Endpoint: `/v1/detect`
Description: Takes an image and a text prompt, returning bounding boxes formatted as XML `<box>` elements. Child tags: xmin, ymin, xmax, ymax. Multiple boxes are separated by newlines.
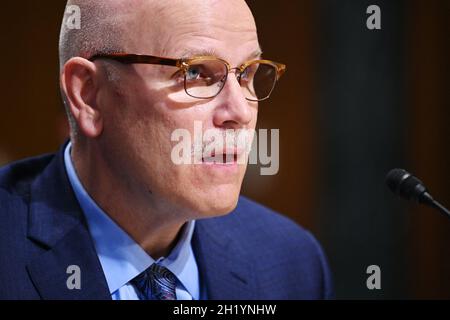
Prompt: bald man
<box><xmin>0</xmin><ymin>0</ymin><xmax>333</xmax><ymax>300</ymax></box>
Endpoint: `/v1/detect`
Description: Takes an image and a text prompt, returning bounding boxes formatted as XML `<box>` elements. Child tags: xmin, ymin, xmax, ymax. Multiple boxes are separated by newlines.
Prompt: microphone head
<box><xmin>385</xmin><ymin>168</ymin><xmax>429</xmax><ymax>203</ymax></box>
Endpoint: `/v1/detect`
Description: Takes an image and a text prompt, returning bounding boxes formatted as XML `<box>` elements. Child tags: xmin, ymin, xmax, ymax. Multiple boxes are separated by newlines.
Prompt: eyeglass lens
<box><xmin>184</xmin><ymin>59</ymin><xmax>277</xmax><ymax>101</ymax></box>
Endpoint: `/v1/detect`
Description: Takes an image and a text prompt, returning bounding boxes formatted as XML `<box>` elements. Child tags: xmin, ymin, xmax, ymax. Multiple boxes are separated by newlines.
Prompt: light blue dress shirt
<box><xmin>64</xmin><ymin>142</ymin><xmax>201</xmax><ymax>300</ymax></box>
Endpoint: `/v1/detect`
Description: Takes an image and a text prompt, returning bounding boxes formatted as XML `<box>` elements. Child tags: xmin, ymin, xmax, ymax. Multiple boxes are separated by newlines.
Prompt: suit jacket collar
<box><xmin>25</xmin><ymin>141</ymin><xmax>256</xmax><ymax>300</ymax></box>
<box><xmin>26</xmin><ymin>141</ymin><xmax>111</xmax><ymax>300</ymax></box>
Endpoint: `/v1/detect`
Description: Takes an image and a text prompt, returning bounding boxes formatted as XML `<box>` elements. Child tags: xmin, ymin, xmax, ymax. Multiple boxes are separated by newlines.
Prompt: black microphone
<box><xmin>386</xmin><ymin>168</ymin><xmax>450</xmax><ymax>219</ymax></box>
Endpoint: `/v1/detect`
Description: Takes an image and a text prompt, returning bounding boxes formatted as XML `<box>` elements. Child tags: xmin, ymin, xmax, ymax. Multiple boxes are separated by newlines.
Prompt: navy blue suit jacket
<box><xmin>0</xmin><ymin>143</ymin><xmax>333</xmax><ymax>300</ymax></box>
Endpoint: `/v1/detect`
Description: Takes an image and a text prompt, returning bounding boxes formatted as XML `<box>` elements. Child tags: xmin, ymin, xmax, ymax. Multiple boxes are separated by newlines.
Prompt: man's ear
<box><xmin>60</xmin><ymin>57</ymin><xmax>103</xmax><ymax>138</ymax></box>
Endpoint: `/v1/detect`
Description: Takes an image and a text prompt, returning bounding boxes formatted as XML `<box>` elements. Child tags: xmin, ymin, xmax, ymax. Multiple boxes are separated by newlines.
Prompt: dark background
<box><xmin>0</xmin><ymin>0</ymin><xmax>449</xmax><ymax>299</ymax></box>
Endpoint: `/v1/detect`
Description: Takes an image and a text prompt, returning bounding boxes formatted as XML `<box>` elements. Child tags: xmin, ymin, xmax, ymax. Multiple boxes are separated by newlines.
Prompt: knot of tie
<box><xmin>131</xmin><ymin>263</ymin><xmax>177</xmax><ymax>300</ymax></box>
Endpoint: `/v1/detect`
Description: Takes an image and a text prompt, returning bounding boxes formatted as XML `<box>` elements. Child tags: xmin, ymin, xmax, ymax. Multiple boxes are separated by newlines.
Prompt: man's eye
<box><xmin>186</xmin><ymin>67</ymin><xmax>202</xmax><ymax>80</ymax></box>
<box><xmin>241</xmin><ymin>65</ymin><xmax>256</xmax><ymax>81</ymax></box>
<box><xmin>241</xmin><ymin>68</ymin><xmax>249</xmax><ymax>80</ymax></box>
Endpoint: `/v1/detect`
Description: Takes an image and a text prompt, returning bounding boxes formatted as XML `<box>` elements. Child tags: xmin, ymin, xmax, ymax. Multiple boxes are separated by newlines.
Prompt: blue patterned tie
<box><xmin>131</xmin><ymin>263</ymin><xmax>177</xmax><ymax>300</ymax></box>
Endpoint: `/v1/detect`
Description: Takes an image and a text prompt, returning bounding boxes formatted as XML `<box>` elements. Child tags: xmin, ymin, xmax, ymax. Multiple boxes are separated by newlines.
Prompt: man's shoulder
<box><xmin>197</xmin><ymin>196</ymin><xmax>334</xmax><ymax>299</ymax></box>
<box><xmin>0</xmin><ymin>153</ymin><xmax>57</xmax><ymax>297</ymax></box>
<box><xmin>0</xmin><ymin>153</ymin><xmax>55</xmax><ymax>196</ymax></box>
<box><xmin>0</xmin><ymin>153</ymin><xmax>56</xmax><ymax>239</ymax></box>
<box><xmin>202</xmin><ymin>196</ymin><xmax>323</xmax><ymax>258</ymax></box>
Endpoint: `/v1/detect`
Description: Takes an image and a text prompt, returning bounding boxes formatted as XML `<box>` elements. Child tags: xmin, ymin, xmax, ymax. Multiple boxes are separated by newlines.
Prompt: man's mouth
<box><xmin>201</xmin><ymin>148</ymin><xmax>243</xmax><ymax>165</ymax></box>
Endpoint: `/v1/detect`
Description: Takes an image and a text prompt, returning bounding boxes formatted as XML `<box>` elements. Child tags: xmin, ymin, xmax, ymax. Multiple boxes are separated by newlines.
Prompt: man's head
<box><xmin>59</xmin><ymin>0</ymin><xmax>262</xmax><ymax>220</ymax></box>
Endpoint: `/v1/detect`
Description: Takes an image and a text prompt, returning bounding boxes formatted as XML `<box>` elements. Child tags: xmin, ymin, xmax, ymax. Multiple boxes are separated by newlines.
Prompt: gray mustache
<box><xmin>190</xmin><ymin>130</ymin><xmax>253</xmax><ymax>156</ymax></box>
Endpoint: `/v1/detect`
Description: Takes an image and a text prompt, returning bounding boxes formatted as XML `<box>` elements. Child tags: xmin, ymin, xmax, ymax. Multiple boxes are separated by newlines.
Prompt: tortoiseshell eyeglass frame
<box><xmin>88</xmin><ymin>53</ymin><xmax>286</xmax><ymax>101</ymax></box>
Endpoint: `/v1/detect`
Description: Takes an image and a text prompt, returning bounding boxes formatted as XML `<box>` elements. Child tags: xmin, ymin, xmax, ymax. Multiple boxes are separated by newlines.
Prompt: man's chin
<box><xmin>192</xmin><ymin>195</ymin><xmax>240</xmax><ymax>219</ymax></box>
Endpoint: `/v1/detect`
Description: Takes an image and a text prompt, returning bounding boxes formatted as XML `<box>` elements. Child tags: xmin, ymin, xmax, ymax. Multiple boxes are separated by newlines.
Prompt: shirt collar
<box><xmin>63</xmin><ymin>142</ymin><xmax>199</xmax><ymax>298</ymax></box>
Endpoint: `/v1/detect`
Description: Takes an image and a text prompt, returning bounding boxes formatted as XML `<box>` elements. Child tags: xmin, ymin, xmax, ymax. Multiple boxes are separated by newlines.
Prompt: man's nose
<box><xmin>212</xmin><ymin>73</ymin><xmax>254</xmax><ymax>129</ymax></box>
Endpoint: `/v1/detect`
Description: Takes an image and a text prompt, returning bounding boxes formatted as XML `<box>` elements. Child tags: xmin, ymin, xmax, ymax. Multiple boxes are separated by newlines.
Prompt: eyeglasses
<box><xmin>88</xmin><ymin>53</ymin><xmax>286</xmax><ymax>102</ymax></box>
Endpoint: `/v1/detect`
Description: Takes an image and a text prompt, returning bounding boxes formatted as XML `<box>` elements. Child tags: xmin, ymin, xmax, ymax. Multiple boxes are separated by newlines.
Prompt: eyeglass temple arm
<box><xmin>88</xmin><ymin>54</ymin><xmax>179</xmax><ymax>67</ymax></box>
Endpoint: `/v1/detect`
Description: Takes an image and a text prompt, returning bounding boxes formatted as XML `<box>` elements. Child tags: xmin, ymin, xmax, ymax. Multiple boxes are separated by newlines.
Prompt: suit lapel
<box><xmin>193</xmin><ymin>216</ymin><xmax>258</xmax><ymax>300</ymax></box>
<box><xmin>26</xmin><ymin>142</ymin><xmax>111</xmax><ymax>300</ymax></box>
<box><xmin>27</xmin><ymin>225</ymin><xmax>111</xmax><ymax>300</ymax></box>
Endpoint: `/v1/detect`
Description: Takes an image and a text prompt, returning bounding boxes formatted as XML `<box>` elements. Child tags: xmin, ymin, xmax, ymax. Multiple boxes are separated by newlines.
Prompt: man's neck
<box><xmin>71</xmin><ymin>143</ymin><xmax>186</xmax><ymax>259</ymax></box>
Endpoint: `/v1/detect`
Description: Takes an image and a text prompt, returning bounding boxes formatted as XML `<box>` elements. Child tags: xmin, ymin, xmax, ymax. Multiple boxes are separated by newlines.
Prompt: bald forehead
<box><xmin>73</xmin><ymin>0</ymin><xmax>258</xmax><ymax>55</ymax></box>
<box><xmin>144</xmin><ymin>0</ymin><xmax>258</xmax><ymax>58</ymax></box>
<box><xmin>67</xmin><ymin>0</ymin><xmax>256</xmax><ymax>28</ymax></box>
